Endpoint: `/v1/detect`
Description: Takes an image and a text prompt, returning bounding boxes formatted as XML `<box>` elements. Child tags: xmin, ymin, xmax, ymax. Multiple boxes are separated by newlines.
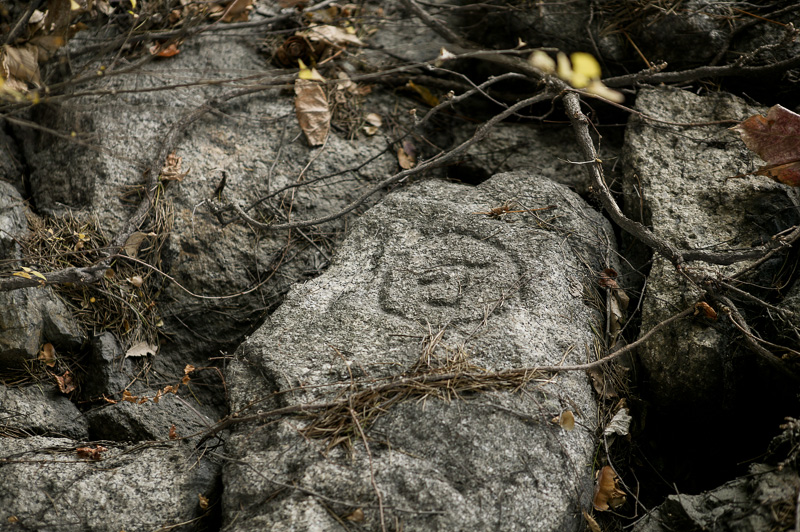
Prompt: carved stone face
<box><xmin>379</xmin><ymin>230</ymin><xmax>521</xmax><ymax>326</ymax></box>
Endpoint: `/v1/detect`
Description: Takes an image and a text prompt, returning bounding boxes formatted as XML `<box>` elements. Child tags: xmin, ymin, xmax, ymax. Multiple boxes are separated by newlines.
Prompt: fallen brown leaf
<box><xmin>295</xmin><ymin>78</ymin><xmax>330</xmax><ymax>146</ymax></box>
<box><xmin>55</xmin><ymin>370</ymin><xmax>75</xmax><ymax>394</ymax></box>
<box><xmin>593</xmin><ymin>466</ymin><xmax>626</xmax><ymax>511</ymax></box>
<box><xmin>76</xmin><ymin>445</ymin><xmax>108</xmax><ymax>461</ymax></box>
<box><xmin>39</xmin><ymin>343</ymin><xmax>57</xmax><ymax>367</ymax></box>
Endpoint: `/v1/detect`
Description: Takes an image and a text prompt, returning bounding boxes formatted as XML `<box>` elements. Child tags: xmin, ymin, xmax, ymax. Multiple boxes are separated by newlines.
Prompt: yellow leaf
<box><xmin>129</xmin><ymin>0</ymin><xmax>136</xmax><ymax>8</ymax></box>
<box><xmin>585</xmin><ymin>80</ymin><xmax>624</xmax><ymax>103</ymax></box>
<box><xmin>570</xmin><ymin>52</ymin><xmax>601</xmax><ymax>88</ymax></box>
<box><xmin>406</xmin><ymin>81</ymin><xmax>439</xmax><ymax>107</ymax></box>
<box><xmin>297</xmin><ymin>59</ymin><xmax>325</xmax><ymax>81</ymax></box>
<box><xmin>70</xmin><ymin>0</ymin><xmax>80</xmax><ymax>9</ymax></box>
<box><xmin>198</xmin><ymin>493</ymin><xmax>209</xmax><ymax>510</ymax></box>
<box><xmin>528</xmin><ymin>50</ymin><xmax>555</xmax><ymax>74</ymax></box>
<box><xmin>12</xmin><ymin>271</ymin><xmax>32</xmax><ymax>279</ymax></box>
<box><xmin>556</xmin><ymin>52</ymin><xmax>572</xmax><ymax>82</ymax></box>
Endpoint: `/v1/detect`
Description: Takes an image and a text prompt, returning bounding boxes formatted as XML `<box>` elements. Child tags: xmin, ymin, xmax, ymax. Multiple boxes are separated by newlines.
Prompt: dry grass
<box><xmin>20</xmin><ymin>194</ymin><xmax>173</xmax><ymax>354</ymax></box>
<box><xmin>299</xmin><ymin>327</ymin><xmax>550</xmax><ymax>450</ymax></box>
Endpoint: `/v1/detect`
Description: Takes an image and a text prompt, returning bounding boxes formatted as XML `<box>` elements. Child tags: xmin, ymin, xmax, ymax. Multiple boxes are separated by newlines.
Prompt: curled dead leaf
<box><xmin>169</xmin><ymin>424</ymin><xmax>179</xmax><ymax>440</ymax></box>
<box><xmin>694</xmin><ymin>301</ymin><xmax>717</xmax><ymax>320</ymax></box>
<box><xmin>160</xmin><ymin>151</ymin><xmax>189</xmax><ymax>181</ymax></box>
<box><xmin>198</xmin><ymin>493</ymin><xmax>210</xmax><ymax>510</ymax></box>
<box><xmin>39</xmin><ymin>343</ymin><xmax>57</xmax><ymax>367</ymax></box>
<box><xmin>593</xmin><ymin>466</ymin><xmax>626</xmax><ymax>511</ymax></box>
<box><xmin>587</xmin><ymin>366</ymin><xmax>618</xmax><ymax>400</ymax></box>
<box><xmin>150</xmin><ymin>42</ymin><xmax>181</xmax><ymax>58</ymax></box>
<box><xmin>298</xmin><ymin>25</ymin><xmax>364</xmax><ymax>48</ymax></box>
<box><xmin>128</xmin><ymin>275</ymin><xmax>144</xmax><ymax>288</ymax></box>
<box><xmin>364</xmin><ymin>112</ymin><xmax>382</xmax><ymax>135</ymax></box>
<box><xmin>76</xmin><ymin>445</ymin><xmax>108</xmax><ymax>460</ymax></box>
<box><xmin>731</xmin><ymin>105</ymin><xmax>800</xmax><ymax>187</ymax></box>
<box><xmin>344</xmin><ymin>508</ymin><xmax>365</xmax><ymax>522</ymax></box>
<box><xmin>295</xmin><ymin>78</ymin><xmax>330</xmax><ymax>146</ymax></box>
<box><xmin>597</xmin><ymin>268</ymin><xmax>619</xmax><ymax>289</ymax></box>
<box><xmin>125</xmin><ymin>341</ymin><xmax>157</xmax><ymax>358</ymax></box>
<box><xmin>122</xmin><ymin>390</ymin><xmax>140</xmax><ymax>403</ymax></box>
<box><xmin>54</xmin><ymin>370</ymin><xmax>75</xmax><ymax>394</ymax></box>
<box><xmin>582</xmin><ymin>510</ymin><xmax>601</xmax><ymax>532</ymax></box>
<box><xmin>603</xmin><ymin>408</ymin><xmax>632</xmax><ymax>438</ymax></box>
<box><xmin>184</xmin><ymin>364</ymin><xmax>196</xmax><ymax>374</ymax></box>
<box><xmin>122</xmin><ymin>231</ymin><xmax>149</xmax><ymax>257</ymax></box>
<box><xmin>1</xmin><ymin>44</ymin><xmax>42</xmax><ymax>91</ymax></box>
<box><xmin>220</xmin><ymin>0</ymin><xmax>253</xmax><ymax>22</ymax></box>
<box><xmin>551</xmin><ymin>410</ymin><xmax>575</xmax><ymax>431</ymax></box>
<box><xmin>397</xmin><ymin>146</ymin><xmax>415</xmax><ymax>169</ymax></box>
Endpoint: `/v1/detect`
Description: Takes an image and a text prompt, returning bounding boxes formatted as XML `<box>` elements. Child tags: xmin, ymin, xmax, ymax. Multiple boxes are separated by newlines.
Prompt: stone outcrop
<box><xmin>223</xmin><ymin>171</ymin><xmax>615</xmax><ymax>531</ymax></box>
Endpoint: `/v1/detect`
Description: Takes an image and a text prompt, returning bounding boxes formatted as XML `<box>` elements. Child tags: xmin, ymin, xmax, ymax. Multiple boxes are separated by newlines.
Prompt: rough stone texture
<box><xmin>433</xmin><ymin>0</ymin><xmax>733</xmax><ymax>69</ymax></box>
<box><xmin>80</xmin><ymin>332</ymin><xmax>134</xmax><ymax>399</ymax></box>
<box><xmin>223</xmin><ymin>171</ymin><xmax>615</xmax><ymax>531</ymax></box>
<box><xmin>86</xmin><ymin>391</ymin><xmax>216</xmax><ymax>444</ymax></box>
<box><xmin>621</xmin><ymin>87</ymin><xmax>800</xmax><ymax>415</ymax></box>
<box><xmin>0</xmin><ymin>384</ymin><xmax>89</xmax><ymax>439</ymax></box>
<box><xmin>633</xmin><ymin>463</ymin><xmax>800</xmax><ymax>532</ymax></box>
<box><xmin>0</xmin><ymin>181</ymin><xmax>84</xmax><ymax>366</ymax></box>
<box><xmin>0</xmin><ymin>436</ymin><xmax>218</xmax><ymax>532</ymax></box>
<box><xmin>16</xmin><ymin>27</ymin><xmax>398</xmax><ymax>359</ymax></box>
<box><xmin>445</xmin><ymin>123</ymin><xmax>604</xmax><ymax>195</ymax></box>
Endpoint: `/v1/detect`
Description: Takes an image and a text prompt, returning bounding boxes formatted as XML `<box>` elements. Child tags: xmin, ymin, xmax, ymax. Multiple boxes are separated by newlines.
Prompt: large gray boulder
<box><xmin>633</xmin><ymin>462</ymin><xmax>800</xmax><ymax>532</ymax></box>
<box><xmin>0</xmin><ymin>436</ymin><xmax>218</xmax><ymax>532</ymax></box>
<box><xmin>0</xmin><ymin>384</ymin><xmax>88</xmax><ymax>439</ymax></box>
<box><xmin>223</xmin><ymin>171</ymin><xmax>615</xmax><ymax>531</ymax></box>
<box><xmin>622</xmin><ymin>87</ymin><xmax>800</xmax><ymax>414</ymax></box>
<box><xmin>17</xmin><ymin>25</ymin><xmax>398</xmax><ymax>359</ymax></box>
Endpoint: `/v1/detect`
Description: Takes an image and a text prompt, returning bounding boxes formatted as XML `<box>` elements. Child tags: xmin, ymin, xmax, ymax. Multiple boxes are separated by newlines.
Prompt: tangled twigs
<box><xmin>197</xmin><ymin>304</ymin><xmax>697</xmax><ymax>447</ymax></box>
<box><xmin>603</xmin><ymin>43</ymin><xmax>800</xmax><ymax>88</ymax></box>
<box><xmin>715</xmin><ymin>295</ymin><xmax>800</xmax><ymax>382</ymax></box>
<box><xmin>562</xmin><ymin>91</ymin><xmax>799</xmax><ymax>268</ymax></box>
<box><xmin>225</xmin><ymin>90</ymin><xmax>556</xmax><ymax>231</ymax></box>
<box><xmin>0</xmin><ymin>85</ymin><xmax>269</xmax><ymax>293</ymax></box>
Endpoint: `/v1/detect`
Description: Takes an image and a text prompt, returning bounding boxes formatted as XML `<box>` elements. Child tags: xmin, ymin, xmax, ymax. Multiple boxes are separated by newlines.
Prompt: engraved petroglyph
<box><xmin>379</xmin><ymin>229</ymin><xmax>522</xmax><ymax>325</ymax></box>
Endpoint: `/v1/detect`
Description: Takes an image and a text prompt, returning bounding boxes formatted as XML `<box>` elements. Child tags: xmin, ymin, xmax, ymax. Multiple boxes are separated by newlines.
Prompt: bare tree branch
<box><xmin>227</xmin><ymin>91</ymin><xmax>556</xmax><ymax>231</ymax></box>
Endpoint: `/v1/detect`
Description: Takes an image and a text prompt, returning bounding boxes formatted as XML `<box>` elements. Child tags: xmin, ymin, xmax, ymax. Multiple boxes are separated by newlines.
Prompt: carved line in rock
<box><xmin>378</xmin><ymin>225</ymin><xmax>525</xmax><ymax>327</ymax></box>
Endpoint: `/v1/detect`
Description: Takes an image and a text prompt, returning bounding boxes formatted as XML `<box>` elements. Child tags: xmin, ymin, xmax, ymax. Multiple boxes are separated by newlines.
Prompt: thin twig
<box><xmin>715</xmin><ymin>295</ymin><xmax>800</xmax><ymax>382</ymax></box>
<box><xmin>198</xmin><ymin>304</ymin><xmax>696</xmax><ymax>445</ymax></box>
<box><xmin>603</xmin><ymin>50</ymin><xmax>800</xmax><ymax>88</ymax></box>
<box><xmin>349</xmin><ymin>407</ymin><xmax>387</xmax><ymax>532</ymax></box>
<box><xmin>234</xmin><ymin>91</ymin><xmax>556</xmax><ymax>231</ymax></box>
